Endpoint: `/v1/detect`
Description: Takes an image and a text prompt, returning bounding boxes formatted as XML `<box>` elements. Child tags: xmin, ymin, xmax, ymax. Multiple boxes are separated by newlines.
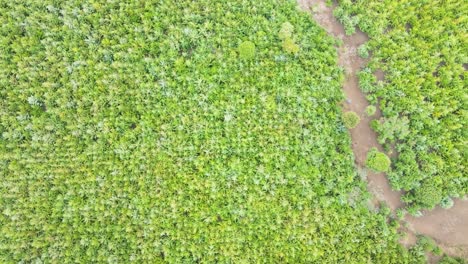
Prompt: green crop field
<box><xmin>335</xmin><ymin>0</ymin><xmax>467</xmax><ymax>213</ymax></box>
<box><xmin>0</xmin><ymin>0</ymin><xmax>466</xmax><ymax>263</ymax></box>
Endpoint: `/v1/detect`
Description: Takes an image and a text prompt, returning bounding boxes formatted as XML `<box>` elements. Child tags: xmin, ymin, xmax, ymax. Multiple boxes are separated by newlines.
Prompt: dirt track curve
<box><xmin>297</xmin><ymin>0</ymin><xmax>468</xmax><ymax>259</ymax></box>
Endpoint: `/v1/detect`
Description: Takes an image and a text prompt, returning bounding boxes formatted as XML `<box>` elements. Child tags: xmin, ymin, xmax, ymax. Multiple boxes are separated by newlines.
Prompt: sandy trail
<box><xmin>298</xmin><ymin>0</ymin><xmax>468</xmax><ymax>259</ymax></box>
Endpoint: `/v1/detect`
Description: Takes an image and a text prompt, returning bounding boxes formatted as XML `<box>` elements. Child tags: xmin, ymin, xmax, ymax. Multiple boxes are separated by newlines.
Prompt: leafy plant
<box><xmin>413</xmin><ymin>181</ymin><xmax>443</xmax><ymax>210</ymax></box>
<box><xmin>278</xmin><ymin>22</ymin><xmax>294</xmax><ymax>39</ymax></box>
<box><xmin>358</xmin><ymin>44</ymin><xmax>370</xmax><ymax>59</ymax></box>
<box><xmin>282</xmin><ymin>37</ymin><xmax>300</xmax><ymax>54</ymax></box>
<box><xmin>343</xmin><ymin>111</ymin><xmax>360</xmax><ymax>129</ymax></box>
<box><xmin>238</xmin><ymin>41</ymin><xmax>256</xmax><ymax>59</ymax></box>
<box><xmin>278</xmin><ymin>22</ymin><xmax>299</xmax><ymax>54</ymax></box>
<box><xmin>366</xmin><ymin>147</ymin><xmax>391</xmax><ymax>172</ymax></box>
<box><xmin>365</xmin><ymin>105</ymin><xmax>376</xmax><ymax>116</ymax></box>
<box><xmin>440</xmin><ymin>197</ymin><xmax>454</xmax><ymax>209</ymax></box>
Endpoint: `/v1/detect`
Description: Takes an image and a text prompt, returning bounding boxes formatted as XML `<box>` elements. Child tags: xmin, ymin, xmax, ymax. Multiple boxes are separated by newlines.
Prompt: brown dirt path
<box><xmin>298</xmin><ymin>0</ymin><xmax>468</xmax><ymax>259</ymax></box>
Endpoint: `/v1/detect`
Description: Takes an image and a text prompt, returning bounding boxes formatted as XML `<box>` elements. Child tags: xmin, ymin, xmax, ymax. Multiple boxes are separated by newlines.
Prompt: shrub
<box><xmin>396</xmin><ymin>208</ymin><xmax>406</xmax><ymax>220</ymax></box>
<box><xmin>279</xmin><ymin>22</ymin><xmax>299</xmax><ymax>54</ymax></box>
<box><xmin>238</xmin><ymin>41</ymin><xmax>256</xmax><ymax>59</ymax></box>
<box><xmin>365</xmin><ymin>105</ymin><xmax>376</xmax><ymax>116</ymax></box>
<box><xmin>282</xmin><ymin>37</ymin><xmax>300</xmax><ymax>54</ymax></box>
<box><xmin>366</xmin><ymin>147</ymin><xmax>391</xmax><ymax>172</ymax></box>
<box><xmin>343</xmin><ymin>111</ymin><xmax>360</xmax><ymax>128</ymax></box>
<box><xmin>278</xmin><ymin>22</ymin><xmax>294</xmax><ymax>40</ymax></box>
<box><xmin>413</xmin><ymin>181</ymin><xmax>443</xmax><ymax>209</ymax></box>
<box><xmin>440</xmin><ymin>197</ymin><xmax>454</xmax><ymax>209</ymax></box>
<box><xmin>358</xmin><ymin>44</ymin><xmax>370</xmax><ymax>58</ymax></box>
<box><xmin>416</xmin><ymin>235</ymin><xmax>438</xmax><ymax>253</ymax></box>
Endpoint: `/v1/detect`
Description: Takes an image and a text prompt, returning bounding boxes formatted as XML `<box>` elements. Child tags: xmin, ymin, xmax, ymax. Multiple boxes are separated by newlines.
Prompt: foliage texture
<box><xmin>336</xmin><ymin>0</ymin><xmax>468</xmax><ymax>210</ymax></box>
<box><xmin>0</xmin><ymin>0</ymin><xmax>425</xmax><ymax>263</ymax></box>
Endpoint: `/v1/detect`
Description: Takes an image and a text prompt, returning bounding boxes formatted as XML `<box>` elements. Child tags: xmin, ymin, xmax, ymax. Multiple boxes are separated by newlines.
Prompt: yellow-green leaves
<box><xmin>343</xmin><ymin>111</ymin><xmax>360</xmax><ymax>129</ymax></box>
<box><xmin>279</xmin><ymin>22</ymin><xmax>299</xmax><ymax>54</ymax></box>
<box><xmin>278</xmin><ymin>22</ymin><xmax>294</xmax><ymax>40</ymax></box>
<box><xmin>366</xmin><ymin>147</ymin><xmax>391</xmax><ymax>172</ymax></box>
<box><xmin>238</xmin><ymin>41</ymin><xmax>256</xmax><ymax>59</ymax></box>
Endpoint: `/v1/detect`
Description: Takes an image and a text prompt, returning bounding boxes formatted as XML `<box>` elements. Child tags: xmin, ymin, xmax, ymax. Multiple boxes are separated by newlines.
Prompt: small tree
<box><xmin>343</xmin><ymin>111</ymin><xmax>360</xmax><ymax>129</ymax></box>
<box><xmin>366</xmin><ymin>147</ymin><xmax>391</xmax><ymax>172</ymax></box>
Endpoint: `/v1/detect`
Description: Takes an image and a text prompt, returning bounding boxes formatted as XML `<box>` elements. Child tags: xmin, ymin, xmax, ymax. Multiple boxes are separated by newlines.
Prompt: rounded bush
<box><xmin>365</xmin><ymin>147</ymin><xmax>391</xmax><ymax>172</ymax></box>
<box><xmin>440</xmin><ymin>197</ymin><xmax>454</xmax><ymax>209</ymax></box>
<box><xmin>365</xmin><ymin>105</ymin><xmax>376</xmax><ymax>116</ymax></box>
<box><xmin>238</xmin><ymin>41</ymin><xmax>256</xmax><ymax>59</ymax></box>
<box><xmin>343</xmin><ymin>111</ymin><xmax>360</xmax><ymax>129</ymax></box>
<box><xmin>413</xmin><ymin>181</ymin><xmax>443</xmax><ymax>209</ymax></box>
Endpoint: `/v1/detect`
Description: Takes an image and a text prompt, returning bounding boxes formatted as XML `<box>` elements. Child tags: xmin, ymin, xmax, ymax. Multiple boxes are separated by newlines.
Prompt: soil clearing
<box><xmin>298</xmin><ymin>0</ymin><xmax>468</xmax><ymax>259</ymax></box>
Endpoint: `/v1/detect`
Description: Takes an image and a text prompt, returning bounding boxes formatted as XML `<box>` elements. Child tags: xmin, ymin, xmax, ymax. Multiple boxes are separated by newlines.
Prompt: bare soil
<box><xmin>298</xmin><ymin>0</ymin><xmax>468</xmax><ymax>259</ymax></box>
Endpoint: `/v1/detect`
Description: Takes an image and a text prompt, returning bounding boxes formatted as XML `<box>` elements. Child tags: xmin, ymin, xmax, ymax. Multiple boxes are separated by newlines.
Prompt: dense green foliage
<box><xmin>366</xmin><ymin>148</ymin><xmax>391</xmax><ymax>173</ymax></box>
<box><xmin>343</xmin><ymin>111</ymin><xmax>360</xmax><ymax>129</ymax></box>
<box><xmin>438</xmin><ymin>256</ymin><xmax>467</xmax><ymax>264</ymax></box>
<box><xmin>0</xmin><ymin>0</ymin><xmax>422</xmax><ymax>263</ymax></box>
<box><xmin>336</xmin><ymin>0</ymin><xmax>468</xmax><ymax>210</ymax></box>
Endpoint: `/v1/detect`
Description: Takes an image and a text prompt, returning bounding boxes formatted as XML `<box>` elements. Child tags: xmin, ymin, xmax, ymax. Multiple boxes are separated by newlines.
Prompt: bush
<box><xmin>365</xmin><ymin>105</ymin><xmax>376</xmax><ymax>116</ymax></box>
<box><xmin>396</xmin><ymin>208</ymin><xmax>406</xmax><ymax>220</ymax></box>
<box><xmin>278</xmin><ymin>22</ymin><xmax>294</xmax><ymax>40</ymax></box>
<box><xmin>343</xmin><ymin>111</ymin><xmax>360</xmax><ymax>129</ymax></box>
<box><xmin>358</xmin><ymin>44</ymin><xmax>370</xmax><ymax>58</ymax></box>
<box><xmin>279</xmin><ymin>22</ymin><xmax>299</xmax><ymax>54</ymax></box>
<box><xmin>440</xmin><ymin>197</ymin><xmax>454</xmax><ymax>209</ymax></box>
<box><xmin>238</xmin><ymin>41</ymin><xmax>256</xmax><ymax>59</ymax></box>
<box><xmin>282</xmin><ymin>37</ymin><xmax>300</xmax><ymax>54</ymax></box>
<box><xmin>366</xmin><ymin>147</ymin><xmax>391</xmax><ymax>172</ymax></box>
<box><xmin>417</xmin><ymin>235</ymin><xmax>437</xmax><ymax>252</ymax></box>
<box><xmin>414</xmin><ymin>181</ymin><xmax>443</xmax><ymax>209</ymax></box>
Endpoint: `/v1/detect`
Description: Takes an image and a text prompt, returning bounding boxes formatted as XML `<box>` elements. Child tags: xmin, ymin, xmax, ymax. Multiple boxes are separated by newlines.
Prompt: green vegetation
<box><xmin>365</xmin><ymin>105</ymin><xmax>377</xmax><ymax>116</ymax></box>
<box><xmin>0</xmin><ymin>0</ymin><xmax>423</xmax><ymax>263</ymax></box>
<box><xmin>336</xmin><ymin>0</ymin><xmax>468</xmax><ymax>210</ymax></box>
<box><xmin>358</xmin><ymin>44</ymin><xmax>370</xmax><ymax>59</ymax></box>
<box><xmin>343</xmin><ymin>111</ymin><xmax>360</xmax><ymax>129</ymax></box>
<box><xmin>439</xmin><ymin>256</ymin><xmax>467</xmax><ymax>264</ymax></box>
<box><xmin>440</xmin><ymin>197</ymin><xmax>455</xmax><ymax>209</ymax></box>
<box><xmin>366</xmin><ymin>148</ymin><xmax>391</xmax><ymax>173</ymax></box>
<box><xmin>238</xmin><ymin>41</ymin><xmax>256</xmax><ymax>60</ymax></box>
<box><xmin>278</xmin><ymin>22</ymin><xmax>300</xmax><ymax>54</ymax></box>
